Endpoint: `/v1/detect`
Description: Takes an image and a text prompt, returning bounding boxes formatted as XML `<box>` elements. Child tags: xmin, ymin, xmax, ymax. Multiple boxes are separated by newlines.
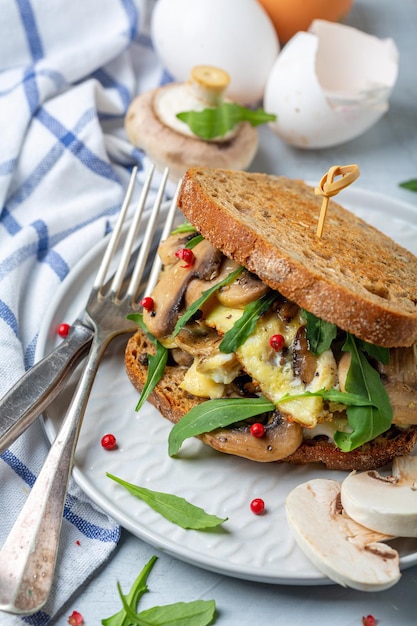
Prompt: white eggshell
<box><xmin>151</xmin><ymin>0</ymin><xmax>279</xmax><ymax>105</ymax></box>
<box><xmin>264</xmin><ymin>19</ymin><xmax>399</xmax><ymax>148</ymax></box>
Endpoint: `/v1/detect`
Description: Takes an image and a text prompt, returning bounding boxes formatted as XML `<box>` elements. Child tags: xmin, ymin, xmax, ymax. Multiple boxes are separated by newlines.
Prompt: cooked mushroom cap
<box><xmin>203</xmin><ymin>410</ymin><xmax>303</xmax><ymax>461</ymax></box>
<box><xmin>286</xmin><ymin>478</ymin><xmax>400</xmax><ymax>591</ymax></box>
<box><xmin>125</xmin><ymin>85</ymin><xmax>259</xmax><ymax>181</ymax></box>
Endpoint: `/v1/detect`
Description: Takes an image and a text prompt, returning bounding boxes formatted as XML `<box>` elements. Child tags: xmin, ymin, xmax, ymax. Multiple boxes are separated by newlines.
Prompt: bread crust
<box><xmin>125</xmin><ymin>87</ymin><xmax>258</xmax><ymax>181</ymax></box>
<box><xmin>177</xmin><ymin>168</ymin><xmax>417</xmax><ymax>347</ymax></box>
<box><xmin>125</xmin><ymin>329</ymin><xmax>417</xmax><ymax>471</ymax></box>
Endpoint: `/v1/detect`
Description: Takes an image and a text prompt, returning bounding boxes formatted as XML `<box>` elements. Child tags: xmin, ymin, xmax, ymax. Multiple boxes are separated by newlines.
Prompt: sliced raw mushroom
<box><xmin>341</xmin><ymin>455</ymin><xmax>417</xmax><ymax>537</ymax></box>
<box><xmin>286</xmin><ymin>478</ymin><xmax>400</xmax><ymax>591</ymax></box>
<box><xmin>203</xmin><ymin>410</ymin><xmax>303</xmax><ymax>462</ymax></box>
<box><xmin>143</xmin><ymin>239</ymin><xmax>223</xmax><ymax>338</ymax></box>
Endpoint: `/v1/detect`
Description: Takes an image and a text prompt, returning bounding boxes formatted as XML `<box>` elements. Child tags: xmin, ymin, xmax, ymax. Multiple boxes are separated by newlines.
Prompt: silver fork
<box><xmin>0</xmin><ymin>165</ymin><xmax>179</xmax><ymax>615</ymax></box>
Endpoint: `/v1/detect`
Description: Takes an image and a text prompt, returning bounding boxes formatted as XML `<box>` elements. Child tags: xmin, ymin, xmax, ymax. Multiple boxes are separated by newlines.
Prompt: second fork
<box><xmin>0</xmin><ymin>165</ymin><xmax>178</xmax><ymax>615</ymax></box>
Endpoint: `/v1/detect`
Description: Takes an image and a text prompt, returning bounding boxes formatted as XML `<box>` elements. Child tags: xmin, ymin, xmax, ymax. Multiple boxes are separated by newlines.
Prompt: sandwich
<box><xmin>125</xmin><ymin>167</ymin><xmax>417</xmax><ymax>470</ymax></box>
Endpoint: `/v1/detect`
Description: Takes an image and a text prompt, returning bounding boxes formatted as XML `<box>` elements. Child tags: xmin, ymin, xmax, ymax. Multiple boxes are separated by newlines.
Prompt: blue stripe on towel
<box><xmin>93</xmin><ymin>67</ymin><xmax>131</xmax><ymax>113</ymax></box>
<box><xmin>37</xmin><ymin>108</ymin><xmax>120</xmax><ymax>183</ymax></box>
<box><xmin>120</xmin><ymin>0</ymin><xmax>138</xmax><ymax>41</ymax></box>
<box><xmin>23</xmin><ymin>66</ymin><xmax>40</xmax><ymax>114</ymax></box>
<box><xmin>22</xmin><ymin>610</ymin><xmax>50</xmax><ymax>626</ymax></box>
<box><xmin>0</xmin><ymin>300</ymin><xmax>19</xmax><ymax>337</ymax></box>
<box><xmin>1</xmin><ymin>450</ymin><xmax>120</xmax><ymax>544</ymax></box>
<box><xmin>16</xmin><ymin>0</ymin><xmax>44</xmax><ymax>62</ymax></box>
<box><xmin>0</xmin><ymin>449</ymin><xmax>36</xmax><ymax>486</ymax></box>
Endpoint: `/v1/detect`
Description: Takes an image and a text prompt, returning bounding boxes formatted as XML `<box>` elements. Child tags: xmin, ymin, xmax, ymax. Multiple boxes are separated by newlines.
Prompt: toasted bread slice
<box><xmin>125</xmin><ymin>329</ymin><xmax>417</xmax><ymax>471</ymax></box>
<box><xmin>177</xmin><ymin>168</ymin><xmax>417</xmax><ymax>348</ymax></box>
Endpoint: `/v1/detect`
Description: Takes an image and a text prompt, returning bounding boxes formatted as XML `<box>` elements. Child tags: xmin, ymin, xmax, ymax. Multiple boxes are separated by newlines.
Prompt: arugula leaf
<box><xmin>127</xmin><ymin>314</ymin><xmax>168</xmax><ymax>412</ymax></box>
<box><xmin>173</xmin><ymin>267</ymin><xmax>244</xmax><ymax>336</ymax></box>
<box><xmin>103</xmin><ymin>557</ymin><xmax>217</xmax><ymax>626</ymax></box>
<box><xmin>334</xmin><ymin>334</ymin><xmax>392</xmax><ymax>451</ymax></box>
<box><xmin>102</xmin><ymin>555</ymin><xmax>157</xmax><ymax>626</ymax></box>
<box><xmin>177</xmin><ymin>102</ymin><xmax>276</xmax><ymax>140</ymax></box>
<box><xmin>302</xmin><ymin>309</ymin><xmax>337</xmax><ymax>355</ymax></box>
<box><xmin>356</xmin><ymin>338</ymin><xmax>390</xmax><ymax>365</ymax></box>
<box><xmin>277</xmin><ymin>389</ymin><xmax>376</xmax><ymax>407</ymax></box>
<box><xmin>185</xmin><ymin>234</ymin><xmax>204</xmax><ymax>249</ymax></box>
<box><xmin>137</xmin><ymin>600</ymin><xmax>216</xmax><ymax>626</ymax></box>
<box><xmin>219</xmin><ymin>292</ymin><xmax>277</xmax><ymax>353</ymax></box>
<box><xmin>107</xmin><ymin>473</ymin><xmax>227</xmax><ymax>529</ymax></box>
<box><xmin>399</xmin><ymin>178</ymin><xmax>417</xmax><ymax>192</ymax></box>
<box><xmin>171</xmin><ymin>221</ymin><xmax>197</xmax><ymax>234</ymax></box>
<box><xmin>168</xmin><ymin>397</ymin><xmax>275</xmax><ymax>456</ymax></box>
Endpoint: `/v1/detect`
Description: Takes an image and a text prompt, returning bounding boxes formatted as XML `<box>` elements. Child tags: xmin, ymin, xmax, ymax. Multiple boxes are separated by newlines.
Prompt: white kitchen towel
<box><xmin>0</xmin><ymin>1</ymin><xmax>168</xmax><ymax>623</ymax></box>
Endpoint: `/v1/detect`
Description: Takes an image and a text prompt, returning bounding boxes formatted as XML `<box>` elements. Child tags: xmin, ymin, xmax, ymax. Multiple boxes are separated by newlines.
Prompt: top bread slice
<box><xmin>177</xmin><ymin>168</ymin><xmax>417</xmax><ymax>348</ymax></box>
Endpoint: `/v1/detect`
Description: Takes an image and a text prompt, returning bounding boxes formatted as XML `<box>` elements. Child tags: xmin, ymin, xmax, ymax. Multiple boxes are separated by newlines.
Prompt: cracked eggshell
<box><xmin>264</xmin><ymin>19</ymin><xmax>399</xmax><ymax>148</ymax></box>
<box><xmin>151</xmin><ymin>0</ymin><xmax>279</xmax><ymax>105</ymax></box>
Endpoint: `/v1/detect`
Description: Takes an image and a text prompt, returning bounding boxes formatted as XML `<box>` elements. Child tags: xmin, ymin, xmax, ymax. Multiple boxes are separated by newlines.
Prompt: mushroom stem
<box><xmin>189</xmin><ymin>65</ymin><xmax>231</xmax><ymax>106</ymax></box>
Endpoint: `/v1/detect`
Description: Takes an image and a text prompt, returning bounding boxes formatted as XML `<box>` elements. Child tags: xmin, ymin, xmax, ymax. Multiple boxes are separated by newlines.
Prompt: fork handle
<box><xmin>0</xmin><ymin>321</ymin><xmax>93</xmax><ymax>455</ymax></box>
<box><xmin>0</xmin><ymin>335</ymin><xmax>107</xmax><ymax>615</ymax></box>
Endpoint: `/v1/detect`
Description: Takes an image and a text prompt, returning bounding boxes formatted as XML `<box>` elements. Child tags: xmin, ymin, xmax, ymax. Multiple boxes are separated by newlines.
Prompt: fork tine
<box><xmin>93</xmin><ymin>165</ymin><xmax>138</xmax><ymax>290</ymax></box>
<box><xmin>144</xmin><ymin>180</ymin><xmax>181</xmax><ymax>296</ymax></box>
<box><xmin>109</xmin><ymin>164</ymin><xmax>156</xmax><ymax>297</ymax></box>
<box><xmin>126</xmin><ymin>166</ymin><xmax>170</xmax><ymax>302</ymax></box>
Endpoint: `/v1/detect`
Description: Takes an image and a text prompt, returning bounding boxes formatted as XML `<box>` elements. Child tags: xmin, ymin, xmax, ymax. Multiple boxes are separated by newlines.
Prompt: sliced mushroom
<box><xmin>143</xmin><ymin>239</ymin><xmax>223</xmax><ymax>338</ymax></box>
<box><xmin>292</xmin><ymin>325</ymin><xmax>318</xmax><ymax>385</ymax></box>
<box><xmin>337</xmin><ymin>351</ymin><xmax>351</xmax><ymax>392</ymax></box>
<box><xmin>341</xmin><ymin>455</ymin><xmax>417</xmax><ymax>537</ymax></box>
<box><xmin>216</xmin><ymin>270</ymin><xmax>269</xmax><ymax>308</ymax></box>
<box><xmin>379</xmin><ymin>346</ymin><xmax>417</xmax><ymax>425</ymax></box>
<box><xmin>339</xmin><ymin>347</ymin><xmax>417</xmax><ymax>425</ymax></box>
<box><xmin>157</xmin><ymin>232</ymin><xmax>197</xmax><ymax>266</ymax></box>
<box><xmin>277</xmin><ymin>299</ymin><xmax>299</xmax><ymax>322</ymax></box>
<box><xmin>175</xmin><ymin>323</ymin><xmax>222</xmax><ymax>357</ymax></box>
<box><xmin>202</xmin><ymin>410</ymin><xmax>303</xmax><ymax>462</ymax></box>
<box><xmin>286</xmin><ymin>478</ymin><xmax>400</xmax><ymax>591</ymax></box>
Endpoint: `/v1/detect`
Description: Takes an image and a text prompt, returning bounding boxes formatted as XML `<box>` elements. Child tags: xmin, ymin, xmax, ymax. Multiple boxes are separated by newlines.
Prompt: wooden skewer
<box><xmin>315</xmin><ymin>164</ymin><xmax>360</xmax><ymax>238</ymax></box>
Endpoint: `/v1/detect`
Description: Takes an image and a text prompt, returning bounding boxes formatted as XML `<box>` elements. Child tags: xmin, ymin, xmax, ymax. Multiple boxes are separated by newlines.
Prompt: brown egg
<box><xmin>257</xmin><ymin>0</ymin><xmax>354</xmax><ymax>43</ymax></box>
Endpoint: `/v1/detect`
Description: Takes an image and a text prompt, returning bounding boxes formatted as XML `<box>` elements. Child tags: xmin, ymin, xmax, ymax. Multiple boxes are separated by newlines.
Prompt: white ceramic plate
<box><xmin>37</xmin><ymin>188</ymin><xmax>417</xmax><ymax>586</ymax></box>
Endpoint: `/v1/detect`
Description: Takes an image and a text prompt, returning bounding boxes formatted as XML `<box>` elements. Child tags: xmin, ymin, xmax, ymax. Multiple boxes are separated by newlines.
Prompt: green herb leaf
<box><xmin>135</xmin><ymin>342</ymin><xmax>168</xmax><ymax>412</ymax></box>
<box><xmin>177</xmin><ymin>102</ymin><xmax>276</xmax><ymax>140</ymax></box>
<box><xmin>277</xmin><ymin>389</ymin><xmax>376</xmax><ymax>407</ymax></box>
<box><xmin>173</xmin><ymin>267</ymin><xmax>244</xmax><ymax>336</ymax></box>
<box><xmin>102</xmin><ymin>555</ymin><xmax>157</xmax><ymax>626</ymax></box>
<box><xmin>185</xmin><ymin>234</ymin><xmax>204</xmax><ymax>249</ymax></box>
<box><xmin>302</xmin><ymin>309</ymin><xmax>338</xmax><ymax>355</ymax></box>
<box><xmin>334</xmin><ymin>334</ymin><xmax>392</xmax><ymax>451</ymax></box>
<box><xmin>168</xmin><ymin>397</ymin><xmax>275</xmax><ymax>456</ymax></box>
<box><xmin>107</xmin><ymin>473</ymin><xmax>227</xmax><ymax>529</ymax></box>
<box><xmin>126</xmin><ymin>314</ymin><xmax>168</xmax><ymax>412</ymax></box>
<box><xmin>103</xmin><ymin>557</ymin><xmax>217</xmax><ymax>626</ymax></box>
<box><xmin>356</xmin><ymin>338</ymin><xmax>390</xmax><ymax>365</ymax></box>
<box><xmin>137</xmin><ymin>599</ymin><xmax>216</xmax><ymax>626</ymax></box>
<box><xmin>399</xmin><ymin>178</ymin><xmax>417</xmax><ymax>192</ymax></box>
<box><xmin>171</xmin><ymin>221</ymin><xmax>197</xmax><ymax>234</ymax></box>
<box><xmin>219</xmin><ymin>292</ymin><xmax>277</xmax><ymax>353</ymax></box>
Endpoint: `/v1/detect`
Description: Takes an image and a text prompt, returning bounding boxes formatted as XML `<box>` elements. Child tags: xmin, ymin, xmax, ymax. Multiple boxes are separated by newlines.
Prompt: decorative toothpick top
<box><xmin>315</xmin><ymin>164</ymin><xmax>360</xmax><ymax>238</ymax></box>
